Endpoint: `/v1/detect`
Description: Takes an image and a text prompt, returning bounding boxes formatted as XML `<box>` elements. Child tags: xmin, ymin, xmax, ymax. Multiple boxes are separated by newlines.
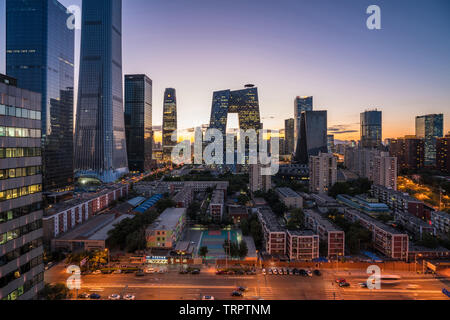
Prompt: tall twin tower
<box><xmin>74</xmin><ymin>0</ymin><xmax>129</xmax><ymax>182</ymax></box>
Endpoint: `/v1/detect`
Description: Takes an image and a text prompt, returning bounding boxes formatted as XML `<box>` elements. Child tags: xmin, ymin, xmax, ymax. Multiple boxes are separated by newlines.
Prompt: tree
<box><xmin>237</xmin><ymin>194</ymin><xmax>250</xmax><ymax>206</ymax></box>
<box><xmin>187</xmin><ymin>202</ymin><xmax>201</xmax><ymax>220</ymax></box>
<box><xmin>241</xmin><ymin>218</ymin><xmax>250</xmax><ymax>236</ymax></box>
<box><xmin>125</xmin><ymin>229</ymin><xmax>146</xmax><ymax>253</ymax></box>
<box><xmin>40</xmin><ymin>283</ymin><xmax>71</xmax><ymax>300</ymax></box>
<box><xmin>286</xmin><ymin>209</ymin><xmax>305</xmax><ymax>230</ymax></box>
<box><xmin>155</xmin><ymin>198</ymin><xmax>176</xmax><ymax>213</ymax></box>
<box><xmin>238</xmin><ymin>241</ymin><xmax>248</xmax><ymax>259</ymax></box>
<box><xmin>199</xmin><ymin>246</ymin><xmax>209</xmax><ymax>258</ymax></box>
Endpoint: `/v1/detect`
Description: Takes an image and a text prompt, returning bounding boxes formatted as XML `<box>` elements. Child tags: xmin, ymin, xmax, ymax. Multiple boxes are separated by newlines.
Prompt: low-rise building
<box><xmin>209</xmin><ymin>189</ymin><xmax>225</xmax><ymax>221</ymax></box>
<box><xmin>257</xmin><ymin>207</ymin><xmax>286</xmax><ymax>257</ymax></box>
<box><xmin>394</xmin><ymin>211</ymin><xmax>435</xmax><ymax>240</ymax></box>
<box><xmin>276</xmin><ymin>187</ymin><xmax>303</xmax><ymax>209</ymax></box>
<box><xmin>431</xmin><ymin>211</ymin><xmax>450</xmax><ymax>235</ymax></box>
<box><xmin>344</xmin><ymin>209</ymin><xmax>409</xmax><ymax>261</ymax></box>
<box><xmin>337</xmin><ymin>194</ymin><xmax>390</xmax><ymax>216</ymax></box>
<box><xmin>228</xmin><ymin>206</ymin><xmax>248</xmax><ymax>225</ymax></box>
<box><xmin>146</xmin><ymin>208</ymin><xmax>186</xmax><ymax>249</ymax></box>
<box><xmin>43</xmin><ymin>184</ymin><xmax>129</xmax><ymax>241</ymax></box>
<box><xmin>371</xmin><ymin>184</ymin><xmax>427</xmax><ymax>220</ymax></box>
<box><xmin>304</xmin><ymin>209</ymin><xmax>345</xmax><ymax>259</ymax></box>
<box><xmin>173</xmin><ymin>187</ymin><xmax>194</xmax><ymax>208</ymax></box>
<box><xmin>286</xmin><ymin>230</ymin><xmax>319</xmax><ymax>261</ymax></box>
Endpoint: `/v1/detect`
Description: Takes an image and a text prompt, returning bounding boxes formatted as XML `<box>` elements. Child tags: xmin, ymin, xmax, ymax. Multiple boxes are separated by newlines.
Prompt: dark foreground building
<box><xmin>125</xmin><ymin>75</ymin><xmax>153</xmax><ymax>172</ymax></box>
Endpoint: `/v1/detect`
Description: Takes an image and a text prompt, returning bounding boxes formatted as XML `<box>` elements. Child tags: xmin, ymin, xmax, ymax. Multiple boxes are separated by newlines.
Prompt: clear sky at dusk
<box><xmin>0</xmin><ymin>0</ymin><xmax>449</xmax><ymax>141</ymax></box>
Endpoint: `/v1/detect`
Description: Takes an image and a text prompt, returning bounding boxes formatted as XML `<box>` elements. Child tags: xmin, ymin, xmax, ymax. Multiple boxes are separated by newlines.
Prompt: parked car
<box><xmin>339</xmin><ymin>282</ymin><xmax>350</xmax><ymax>287</ymax></box>
<box><xmin>202</xmin><ymin>296</ymin><xmax>215</xmax><ymax>300</ymax></box>
<box><xmin>292</xmin><ymin>268</ymin><xmax>299</xmax><ymax>275</ymax></box>
<box><xmin>93</xmin><ymin>270</ymin><xmax>102</xmax><ymax>275</ymax></box>
<box><xmin>190</xmin><ymin>269</ymin><xmax>200</xmax><ymax>275</ymax></box>
<box><xmin>123</xmin><ymin>294</ymin><xmax>136</xmax><ymax>300</ymax></box>
<box><xmin>359</xmin><ymin>282</ymin><xmax>368</xmax><ymax>288</ymax></box>
<box><xmin>231</xmin><ymin>291</ymin><xmax>243</xmax><ymax>297</ymax></box>
<box><xmin>237</xmin><ymin>286</ymin><xmax>248</xmax><ymax>292</ymax></box>
<box><xmin>78</xmin><ymin>293</ymin><xmax>90</xmax><ymax>299</ymax></box>
<box><xmin>108</xmin><ymin>294</ymin><xmax>121</xmax><ymax>300</ymax></box>
<box><xmin>216</xmin><ymin>270</ymin><xmax>225</xmax><ymax>275</ymax></box>
<box><xmin>278</xmin><ymin>269</ymin><xmax>283</xmax><ymax>275</ymax></box>
<box><xmin>336</xmin><ymin>278</ymin><xmax>346</xmax><ymax>284</ymax></box>
<box><xmin>299</xmin><ymin>269</ymin><xmax>308</xmax><ymax>276</ymax></box>
<box><xmin>268</xmin><ymin>269</ymin><xmax>273</xmax><ymax>275</ymax></box>
<box><xmin>313</xmin><ymin>270</ymin><xmax>322</xmax><ymax>276</ymax></box>
<box><xmin>146</xmin><ymin>268</ymin><xmax>155</xmax><ymax>274</ymax></box>
<box><xmin>306</xmin><ymin>270</ymin><xmax>313</xmax><ymax>277</ymax></box>
<box><xmin>113</xmin><ymin>269</ymin><xmax>122</xmax><ymax>274</ymax></box>
<box><xmin>272</xmin><ymin>269</ymin><xmax>278</xmax><ymax>275</ymax></box>
<box><xmin>89</xmin><ymin>293</ymin><xmax>101</xmax><ymax>300</ymax></box>
<box><xmin>180</xmin><ymin>269</ymin><xmax>189</xmax><ymax>274</ymax></box>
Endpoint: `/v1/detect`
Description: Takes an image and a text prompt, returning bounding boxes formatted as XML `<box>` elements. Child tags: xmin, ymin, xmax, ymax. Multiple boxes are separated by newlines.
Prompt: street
<box><xmin>45</xmin><ymin>264</ymin><xmax>450</xmax><ymax>300</ymax></box>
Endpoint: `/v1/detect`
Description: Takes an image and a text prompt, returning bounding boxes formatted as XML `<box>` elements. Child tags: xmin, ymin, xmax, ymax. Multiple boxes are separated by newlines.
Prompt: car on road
<box><xmin>283</xmin><ymin>268</ymin><xmax>288</xmax><ymax>275</ymax></box>
<box><xmin>135</xmin><ymin>271</ymin><xmax>145</xmax><ymax>277</ymax></box>
<box><xmin>306</xmin><ymin>270</ymin><xmax>313</xmax><ymax>277</ymax></box>
<box><xmin>339</xmin><ymin>282</ymin><xmax>350</xmax><ymax>288</ymax></box>
<box><xmin>123</xmin><ymin>294</ymin><xmax>136</xmax><ymax>300</ymax></box>
<box><xmin>272</xmin><ymin>268</ymin><xmax>278</xmax><ymax>275</ymax></box>
<box><xmin>336</xmin><ymin>278</ymin><xmax>346</xmax><ymax>284</ymax></box>
<box><xmin>313</xmin><ymin>270</ymin><xmax>322</xmax><ymax>276</ymax></box>
<box><xmin>78</xmin><ymin>293</ymin><xmax>90</xmax><ymax>299</ymax></box>
<box><xmin>180</xmin><ymin>269</ymin><xmax>189</xmax><ymax>274</ymax></box>
<box><xmin>292</xmin><ymin>268</ymin><xmax>299</xmax><ymax>275</ymax></box>
<box><xmin>231</xmin><ymin>291</ymin><xmax>243</xmax><ymax>297</ymax></box>
<box><xmin>113</xmin><ymin>269</ymin><xmax>122</xmax><ymax>274</ymax></box>
<box><xmin>299</xmin><ymin>269</ymin><xmax>308</xmax><ymax>276</ymax></box>
<box><xmin>190</xmin><ymin>269</ymin><xmax>201</xmax><ymax>275</ymax></box>
<box><xmin>89</xmin><ymin>293</ymin><xmax>101</xmax><ymax>300</ymax></box>
<box><xmin>262</xmin><ymin>269</ymin><xmax>266</xmax><ymax>275</ymax></box>
<box><xmin>146</xmin><ymin>268</ymin><xmax>155</xmax><ymax>274</ymax></box>
<box><xmin>202</xmin><ymin>296</ymin><xmax>215</xmax><ymax>300</ymax></box>
<box><xmin>235</xmin><ymin>270</ymin><xmax>245</xmax><ymax>275</ymax></box>
<box><xmin>216</xmin><ymin>270</ymin><xmax>225</xmax><ymax>275</ymax></box>
<box><xmin>237</xmin><ymin>286</ymin><xmax>248</xmax><ymax>292</ymax></box>
<box><xmin>268</xmin><ymin>269</ymin><xmax>273</xmax><ymax>275</ymax></box>
<box><xmin>359</xmin><ymin>282</ymin><xmax>368</xmax><ymax>288</ymax></box>
<box><xmin>108</xmin><ymin>294</ymin><xmax>121</xmax><ymax>300</ymax></box>
<box><xmin>278</xmin><ymin>268</ymin><xmax>283</xmax><ymax>275</ymax></box>
<box><xmin>92</xmin><ymin>270</ymin><xmax>102</xmax><ymax>275</ymax></box>
<box><xmin>406</xmin><ymin>284</ymin><xmax>420</xmax><ymax>290</ymax></box>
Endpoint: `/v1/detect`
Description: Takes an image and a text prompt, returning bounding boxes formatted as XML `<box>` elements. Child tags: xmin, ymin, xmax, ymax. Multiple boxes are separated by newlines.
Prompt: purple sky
<box><xmin>1</xmin><ymin>0</ymin><xmax>449</xmax><ymax>140</ymax></box>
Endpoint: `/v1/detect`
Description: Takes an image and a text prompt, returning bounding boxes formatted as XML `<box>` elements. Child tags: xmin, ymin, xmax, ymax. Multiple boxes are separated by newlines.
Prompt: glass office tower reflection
<box><xmin>361</xmin><ymin>110</ymin><xmax>382</xmax><ymax>149</ymax></box>
<box><xmin>74</xmin><ymin>0</ymin><xmax>129</xmax><ymax>182</ymax></box>
<box><xmin>6</xmin><ymin>0</ymin><xmax>74</xmax><ymax>192</ymax></box>
<box><xmin>416</xmin><ymin>114</ymin><xmax>444</xmax><ymax>167</ymax></box>
<box><xmin>125</xmin><ymin>75</ymin><xmax>153</xmax><ymax>172</ymax></box>
<box><xmin>294</xmin><ymin>96</ymin><xmax>313</xmax><ymax>153</ymax></box>
<box><xmin>295</xmin><ymin>110</ymin><xmax>328</xmax><ymax>165</ymax></box>
<box><xmin>162</xmin><ymin>88</ymin><xmax>178</xmax><ymax>162</ymax></box>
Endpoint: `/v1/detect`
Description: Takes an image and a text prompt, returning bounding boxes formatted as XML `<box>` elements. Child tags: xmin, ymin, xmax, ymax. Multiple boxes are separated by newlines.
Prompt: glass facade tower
<box><xmin>294</xmin><ymin>96</ymin><xmax>313</xmax><ymax>153</ymax></box>
<box><xmin>209</xmin><ymin>85</ymin><xmax>262</xmax><ymax>133</ymax></box>
<box><xmin>416</xmin><ymin>114</ymin><xmax>444</xmax><ymax>166</ymax></box>
<box><xmin>6</xmin><ymin>0</ymin><xmax>74</xmax><ymax>192</ymax></box>
<box><xmin>295</xmin><ymin>110</ymin><xmax>328</xmax><ymax>165</ymax></box>
<box><xmin>284</xmin><ymin>118</ymin><xmax>295</xmax><ymax>155</ymax></box>
<box><xmin>125</xmin><ymin>74</ymin><xmax>153</xmax><ymax>172</ymax></box>
<box><xmin>360</xmin><ymin>110</ymin><xmax>382</xmax><ymax>149</ymax></box>
<box><xmin>162</xmin><ymin>88</ymin><xmax>177</xmax><ymax>162</ymax></box>
<box><xmin>74</xmin><ymin>0</ymin><xmax>129</xmax><ymax>182</ymax></box>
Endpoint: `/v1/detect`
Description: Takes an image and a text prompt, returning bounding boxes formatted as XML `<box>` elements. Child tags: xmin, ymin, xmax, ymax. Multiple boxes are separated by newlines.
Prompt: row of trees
<box><xmin>240</xmin><ymin>214</ymin><xmax>264</xmax><ymax>250</ymax></box>
<box><xmin>253</xmin><ymin>190</ymin><xmax>288</xmax><ymax>216</ymax></box>
<box><xmin>328</xmin><ymin>212</ymin><xmax>372</xmax><ymax>254</ymax></box>
<box><xmin>328</xmin><ymin>178</ymin><xmax>372</xmax><ymax>198</ymax></box>
<box><xmin>223</xmin><ymin>240</ymin><xmax>248</xmax><ymax>259</ymax></box>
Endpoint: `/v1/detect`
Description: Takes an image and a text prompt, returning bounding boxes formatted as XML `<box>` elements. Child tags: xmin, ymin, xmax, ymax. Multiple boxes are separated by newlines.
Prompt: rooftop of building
<box><xmin>57</xmin><ymin>214</ymin><xmax>116</xmax><ymax>241</ymax></box>
<box><xmin>395</xmin><ymin>210</ymin><xmax>434</xmax><ymax>227</ymax></box>
<box><xmin>210</xmin><ymin>189</ymin><xmax>224</xmax><ymax>204</ymax></box>
<box><xmin>88</xmin><ymin>214</ymin><xmax>135</xmax><ymax>241</ymax></box>
<box><xmin>346</xmin><ymin>209</ymin><xmax>406</xmax><ymax>235</ymax></box>
<box><xmin>304</xmin><ymin>209</ymin><xmax>343</xmax><ymax>232</ymax></box>
<box><xmin>228</xmin><ymin>206</ymin><xmax>248</xmax><ymax>215</ymax></box>
<box><xmin>276</xmin><ymin>187</ymin><xmax>301</xmax><ymax>198</ymax></box>
<box><xmin>432</xmin><ymin>211</ymin><xmax>450</xmax><ymax>219</ymax></box>
<box><xmin>372</xmin><ymin>184</ymin><xmax>422</xmax><ymax>202</ymax></box>
<box><xmin>148</xmin><ymin>207</ymin><xmax>186</xmax><ymax>231</ymax></box>
<box><xmin>310</xmin><ymin>193</ymin><xmax>339</xmax><ymax>205</ymax></box>
<box><xmin>257</xmin><ymin>207</ymin><xmax>285</xmax><ymax>232</ymax></box>
<box><xmin>253</xmin><ymin>198</ymin><xmax>268</xmax><ymax>206</ymax></box>
<box><xmin>287</xmin><ymin>229</ymin><xmax>317</xmax><ymax>237</ymax></box>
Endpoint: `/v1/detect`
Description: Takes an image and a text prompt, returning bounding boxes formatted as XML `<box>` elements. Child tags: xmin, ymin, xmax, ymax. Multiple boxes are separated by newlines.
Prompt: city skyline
<box><xmin>0</xmin><ymin>0</ymin><xmax>449</xmax><ymax>140</ymax></box>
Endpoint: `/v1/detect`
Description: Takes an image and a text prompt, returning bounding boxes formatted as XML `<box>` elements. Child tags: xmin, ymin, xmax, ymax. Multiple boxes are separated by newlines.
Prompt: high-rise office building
<box><xmin>436</xmin><ymin>132</ymin><xmax>450</xmax><ymax>173</ymax></box>
<box><xmin>295</xmin><ymin>110</ymin><xmax>328</xmax><ymax>165</ymax></box>
<box><xmin>209</xmin><ymin>85</ymin><xmax>262</xmax><ymax>134</ymax></box>
<box><xmin>125</xmin><ymin>75</ymin><xmax>153</xmax><ymax>172</ymax></box>
<box><xmin>74</xmin><ymin>0</ymin><xmax>129</xmax><ymax>183</ymax></box>
<box><xmin>0</xmin><ymin>74</ymin><xmax>44</xmax><ymax>300</ymax></box>
<box><xmin>360</xmin><ymin>110</ymin><xmax>382</xmax><ymax>149</ymax></box>
<box><xmin>162</xmin><ymin>88</ymin><xmax>178</xmax><ymax>162</ymax></box>
<box><xmin>294</xmin><ymin>96</ymin><xmax>313</xmax><ymax>152</ymax></box>
<box><xmin>327</xmin><ymin>134</ymin><xmax>335</xmax><ymax>154</ymax></box>
<box><xmin>6</xmin><ymin>0</ymin><xmax>74</xmax><ymax>192</ymax></box>
<box><xmin>415</xmin><ymin>114</ymin><xmax>444</xmax><ymax>167</ymax></box>
<box><xmin>309</xmin><ymin>153</ymin><xmax>337</xmax><ymax>194</ymax></box>
<box><xmin>284</xmin><ymin>118</ymin><xmax>295</xmax><ymax>155</ymax></box>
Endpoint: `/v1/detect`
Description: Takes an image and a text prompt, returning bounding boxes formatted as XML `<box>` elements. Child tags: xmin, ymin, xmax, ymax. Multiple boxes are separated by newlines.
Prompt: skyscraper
<box><xmin>390</xmin><ymin>136</ymin><xmax>424</xmax><ymax>171</ymax></box>
<box><xmin>6</xmin><ymin>0</ymin><xmax>74</xmax><ymax>192</ymax></box>
<box><xmin>162</xmin><ymin>88</ymin><xmax>178</xmax><ymax>162</ymax></box>
<box><xmin>415</xmin><ymin>114</ymin><xmax>444</xmax><ymax>167</ymax></box>
<box><xmin>284</xmin><ymin>118</ymin><xmax>295</xmax><ymax>155</ymax></box>
<box><xmin>327</xmin><ymin>134</ymin><xmax>335</xmax><ymax>154</ymax></box>
<box><xmin>209</xmin><ymin>85</ymin><xmax>262</xmax><ymax>134</ymax></box>
<box><xmin>294</xmin><ymin>96</ymin><xmax>313</xmax><ymax>152</ymax></box>
<box><xmin>125</xmin><ymin>75</ymin><xmax>153</xmax><ymax>172</ymax></box>
<box><xmin>436</xmin><ymin>132</ymin><xmax>450</xmax><ymax>173</ymax></box>
<box><xmin>360</xmin><ymin>110</ymin><xmax>382</xmax><ymax>149</ymax></box>
<box><xmin>74</xmin><ymin>0</ymin><xmax>129</xmax><ymax>182</ymax></box>
<box><xmin>309</xmin><ymin>153</ymin><xmax>337</xmax><ymax>194</ymax></box>
<box><xmin>295</xmin><ymin>111</ymin><xmax>328</xmax><ymax>165</ymax></box>
<box><xmin>0</xmin><ymin>74</ymin><xmax>44</xmax><ymax>300</ymax></box>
